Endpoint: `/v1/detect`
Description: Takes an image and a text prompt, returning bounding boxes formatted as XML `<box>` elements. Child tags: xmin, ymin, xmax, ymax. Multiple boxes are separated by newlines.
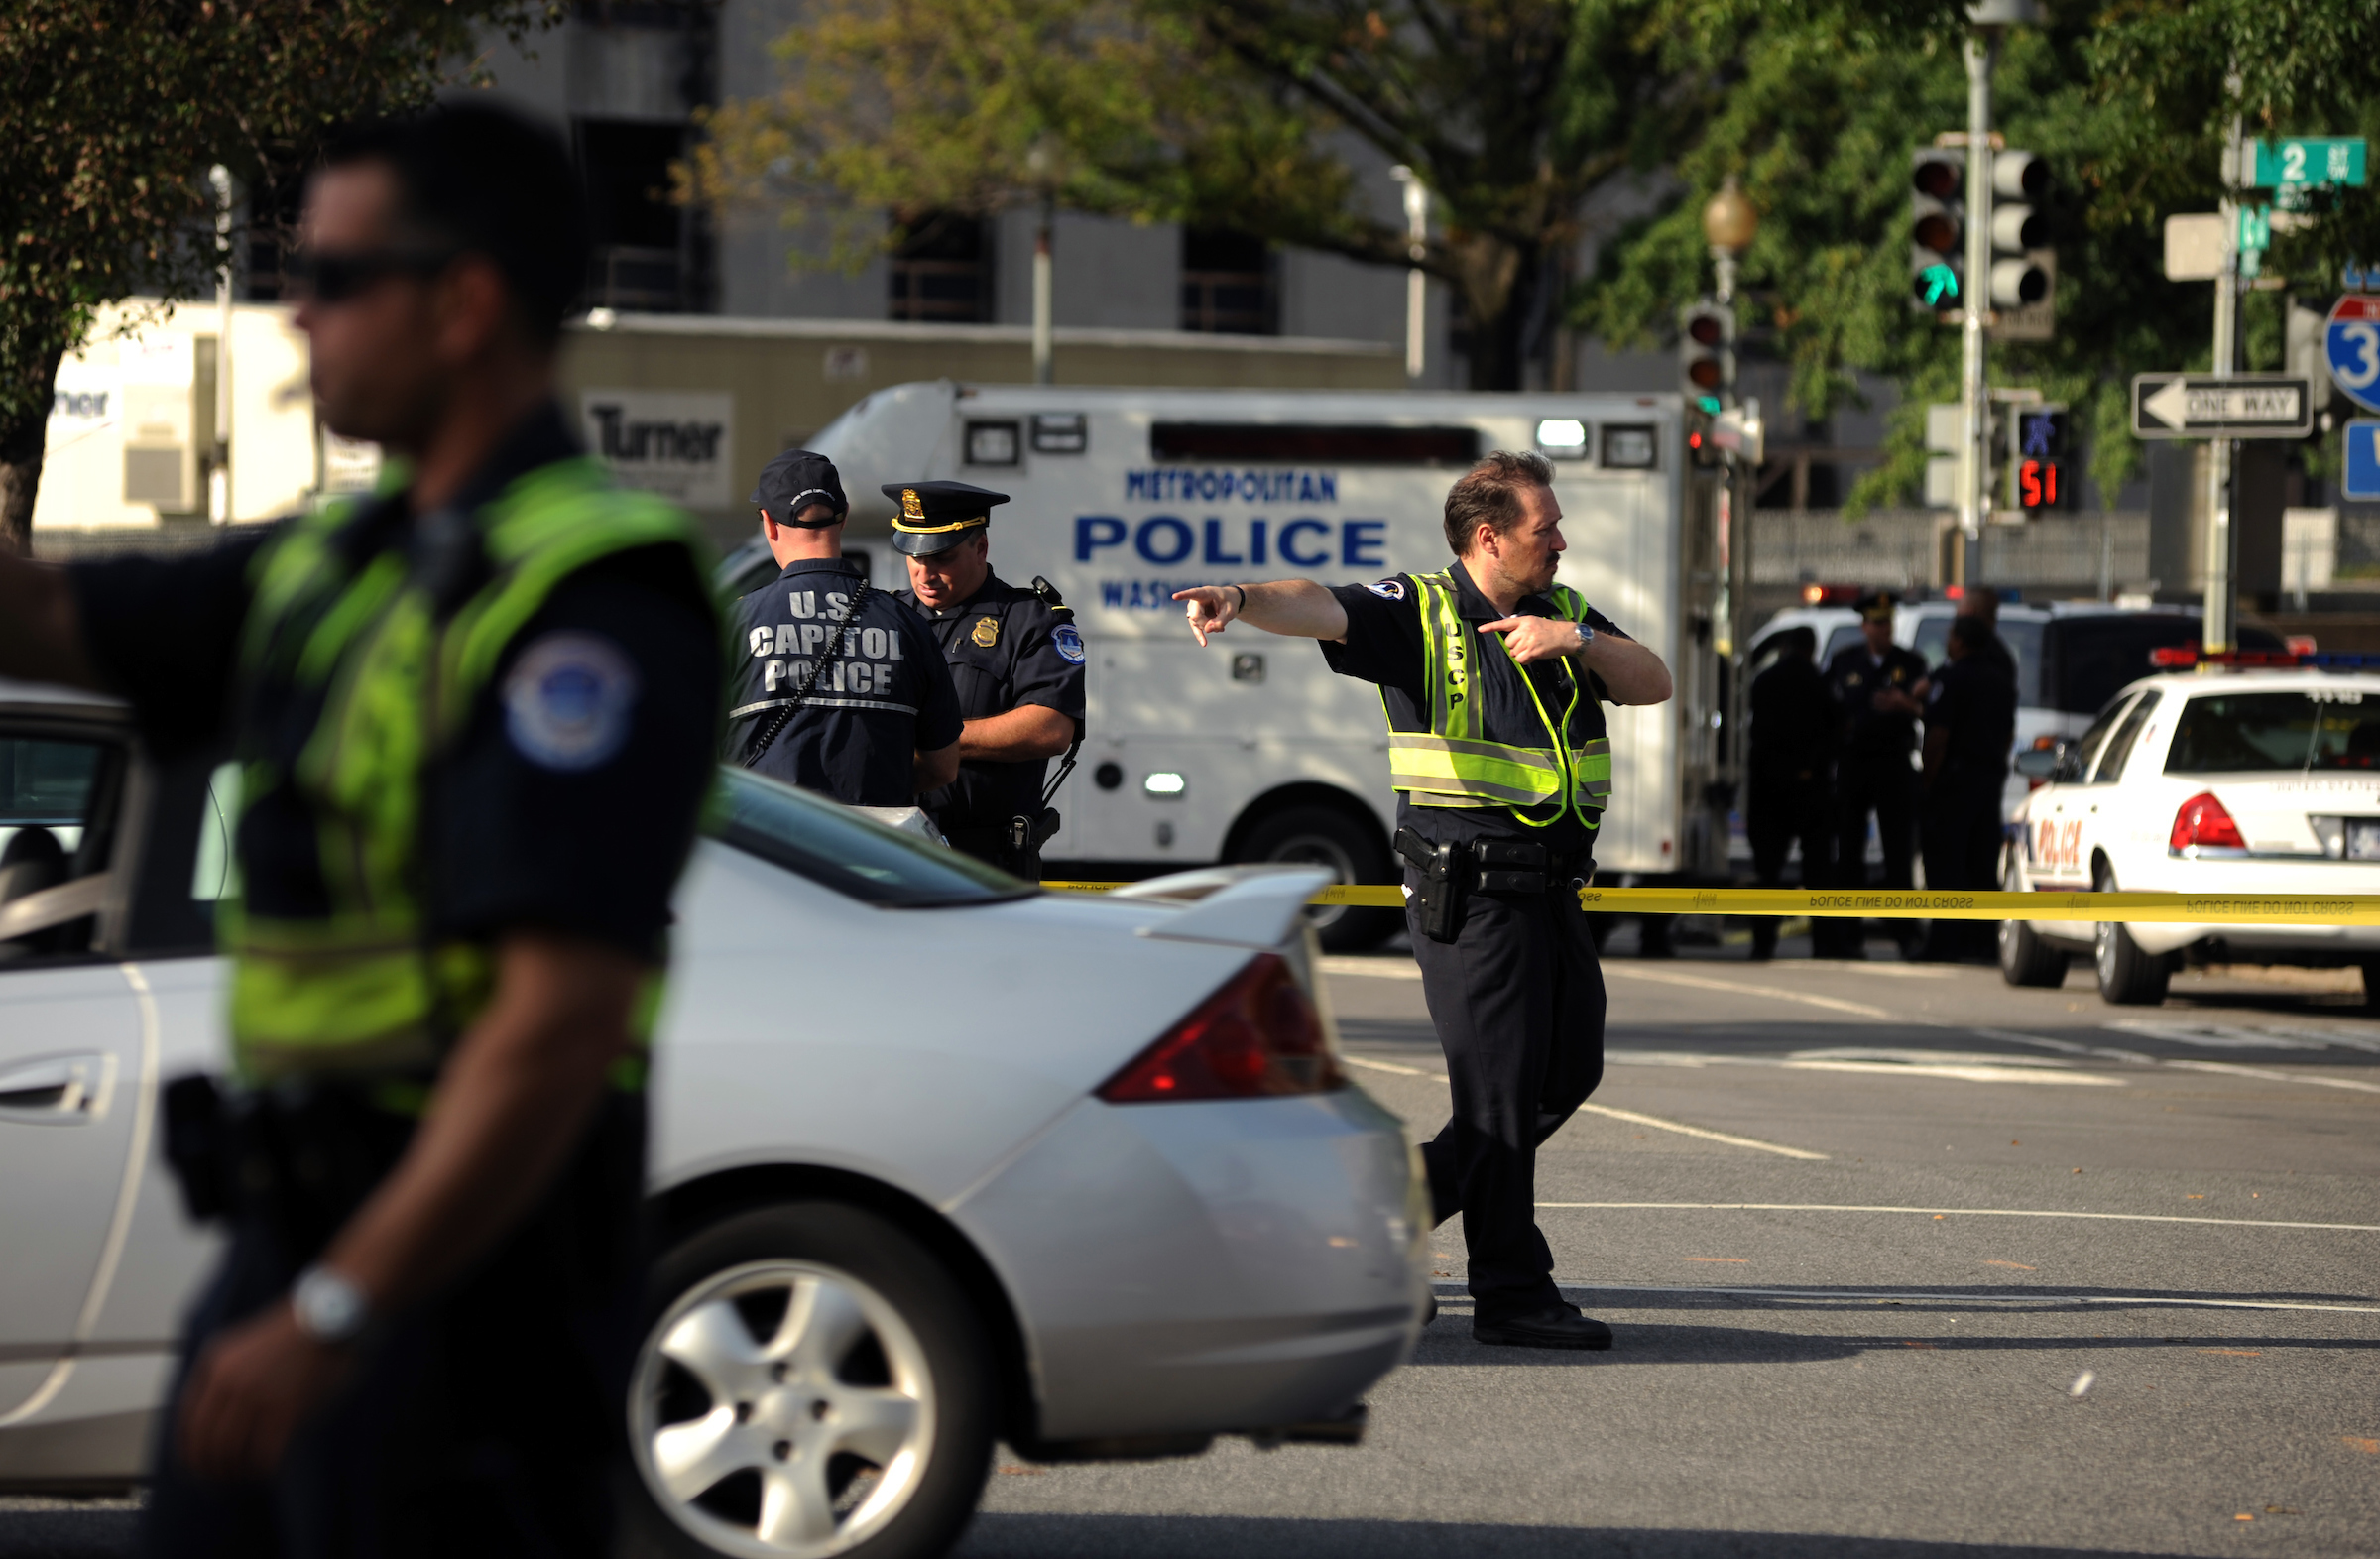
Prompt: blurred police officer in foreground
<box><xmin>0</xmin><ymin>105</ymin><xmax>719</xmax><ymax>1554</ymax></box>
<box><xmin>1919</xmin><ymin>614</ymin><xmax>2018</xmax><ymax>960</ymax></box>
<box><xmin>890</xmin><ymin>481</ymin><xmax>1087</xmax><ymax>878</ymax></box>
<box><xmin>1173</xmin><ymin>452</ymin><xmax>1671</xmax><ymax>1350</ymax></box>
<box><xmin>1825</xmin><ymin>591</ymin><xmax>1929</xmax><ymax>958</ymax></box>
<box><xmin>1745</xmin><ymin>626</ymin><xmax>1836</xmax><ymax>961</ymax></box>
<box><xmin>728</xmin><ymin>451</ymin><xmax>961</xmax><ymax>806</ymax></box>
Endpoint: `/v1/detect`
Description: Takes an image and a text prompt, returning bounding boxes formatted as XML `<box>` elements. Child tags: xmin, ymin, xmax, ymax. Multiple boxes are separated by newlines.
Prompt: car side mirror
<box><xmin>2013</xmin><ymin>747</ymin><xmax>2061</xmax><ymax>780</ymax></box>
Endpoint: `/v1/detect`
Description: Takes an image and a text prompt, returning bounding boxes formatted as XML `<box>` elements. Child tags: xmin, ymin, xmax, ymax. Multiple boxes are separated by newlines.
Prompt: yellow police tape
<box><xmin>1039</xmin><ymin>882</ymin><xmax>2380</xmax><ymax>925</ymax></box>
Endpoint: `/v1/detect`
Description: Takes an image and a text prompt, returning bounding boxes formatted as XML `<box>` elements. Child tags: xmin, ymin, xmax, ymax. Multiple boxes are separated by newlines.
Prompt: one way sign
<box><xmin>2130</xmin><ymin>374</ymin><xmax>2314</xmax><ymax>439</ymax></box>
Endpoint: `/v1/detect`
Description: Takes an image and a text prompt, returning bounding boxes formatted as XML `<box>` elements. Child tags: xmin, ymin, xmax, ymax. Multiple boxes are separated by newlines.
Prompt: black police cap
<box><xmin>1854</xmin><ymin>590</ymin><xmax>1897</xmax><ymax>623</ymax></box>
<box><xmin>752</xmin><ymin>450</ymin><xmax>848</xmax><ymax>526</ymax></box>
<box><xmin>885</xmin><ymin>480</ymin><xmax>1010</xmax><ymax>556</ymax></box>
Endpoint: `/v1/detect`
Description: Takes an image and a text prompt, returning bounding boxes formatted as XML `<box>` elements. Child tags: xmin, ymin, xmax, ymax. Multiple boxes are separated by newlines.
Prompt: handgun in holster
<box><xmin>1394</xmin><ymin>826</ymin><xmax>1467</xmax><ymax>943</ymax></box>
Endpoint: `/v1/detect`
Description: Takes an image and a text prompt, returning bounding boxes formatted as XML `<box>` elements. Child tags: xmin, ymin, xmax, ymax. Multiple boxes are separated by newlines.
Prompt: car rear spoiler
<box><xmin>1112</xmin><ymin>865</ymin><xmax>1333</xmax><ymax>950</ymax></box>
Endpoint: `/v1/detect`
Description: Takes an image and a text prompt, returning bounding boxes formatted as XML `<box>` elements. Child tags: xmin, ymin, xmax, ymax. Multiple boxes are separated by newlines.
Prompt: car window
<box><xmin>1</xmin><ymin>734</ymin><xmax>125</xmax><ymax>959</ymax></box>
<box><xmin>2091</xmin><ymin>693</ymin><xmax>2160</xmax><ymax>782</ymax></box>
<box><xmin>2166</xmin><ymin>692</ymin><xmax>2326</xmax><ymax>774</ymax></box>
<box><xmin>1910</xmin><ymin>615</ymin><xmax>1950</xmax><ymax>671</ymax></box>
<box><xmin>1820</xmin><ymin>625</ymin><xmax>1863</xmax><ymax>667</ymax></box>
<box><xmin>2307</xmin><ymin>692</ymin><xmax>2380</xmax><ymax>771</ymax></box>
<box><xmin>2065</xmin><ymin>693</ymin><xmax>2138</xmax><ymax>781</ymax></box>
<box><xmin>707</xmin><ymin>766</ymin><xmax>1036</xmax><ymax>907</ymax></box>
<box><xmin>2047</xmin><ymin>616</ymin><xmax>2285</xmax><ymax>715</ymax></box>
<box><xmin>1998</xmin><ymin>619</ymin><xmax>2044</xmax><ymax>707</ymax></box>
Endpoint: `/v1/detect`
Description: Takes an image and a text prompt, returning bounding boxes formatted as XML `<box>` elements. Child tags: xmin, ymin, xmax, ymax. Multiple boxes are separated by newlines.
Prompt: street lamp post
<box><xmin>1388</xmin><ymin>165</ymin><xmax>1429</xmax><ymax>382</ymax></box>
<box><xmin>1702</xmin><ymin>177</ymin><xmax>1758</xmax><ymax>787</ymax></box>
<box><xmin>1025</xmin><ymin>137</ymin><xmax>1063</xmax><ymax>386</ymax></box>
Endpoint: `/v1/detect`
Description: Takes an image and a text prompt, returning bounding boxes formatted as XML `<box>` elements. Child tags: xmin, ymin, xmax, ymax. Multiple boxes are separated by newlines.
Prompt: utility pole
<box><xmin>1026</xmin><ymin>137</ymin><xmax>1061</xmax><ymax>385</ymax></box>
<box><xmin>209</xmin><ymin>164</ymin><xmax>233</xmax><ymax>525</ymax></box>
<box><xmin>1389</xmin><ymin>166</ymin><xmax>1429</xmax><ymax>382</ymax></box>
<box><xmin>2205</xmin><ymin>85</ymin><xmax>2245</xmax><ymax>653</ymax></box>
<box><xmin>1958</xmin><ymin>34</ymin><xmax>1994</xmax><ymax>560</ymax></box>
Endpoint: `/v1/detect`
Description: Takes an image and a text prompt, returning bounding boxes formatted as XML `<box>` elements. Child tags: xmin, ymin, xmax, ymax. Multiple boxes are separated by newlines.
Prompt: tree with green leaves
<box><xmin>690</xmin><ymin>0</ymin><xmax>1707</xmax><ymax>390</ymax></box>
<box><xmin>1579</xmin><ymin>0</ymin><xmax>2380</xmax><ymax>510</ymax></box>
<box><xmin>0</xmin><ymin>0</ymin><xmax>558</xmax><ymax>551</ymax></box>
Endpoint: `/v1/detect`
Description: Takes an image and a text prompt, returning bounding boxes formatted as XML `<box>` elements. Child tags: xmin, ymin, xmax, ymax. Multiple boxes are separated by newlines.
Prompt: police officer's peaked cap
<box><xmin>885</xmin><ymin>480</ymin><xmax>1010</xmax><ymax>556</ymax></box>
<box><xmin>752</xmin><ymin>450</ymin><xmax>848</xmax><ymax>526</ymax></box>
<box><xmin>1854</xmin><ymin>589</ymin><xmax>1897</xmax><ymax>623</ymax></box>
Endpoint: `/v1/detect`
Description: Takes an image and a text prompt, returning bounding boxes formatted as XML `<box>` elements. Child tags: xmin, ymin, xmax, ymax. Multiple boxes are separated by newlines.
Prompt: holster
<box><xmin>160</xmin><ymin>1072</ymin><xmax>418</xmax><ymax>1263</ymax></box>
<box><xmin>1394</xmin><ymin>827</ymin><xmax>1468</xmax><ymax>943</ymax></box>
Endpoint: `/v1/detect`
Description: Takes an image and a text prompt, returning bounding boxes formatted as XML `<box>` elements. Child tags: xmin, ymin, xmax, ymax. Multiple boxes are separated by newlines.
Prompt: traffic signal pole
<box><xmin>1959</xmin><ymin>34</ymin><xmax>1996</xmax><ymax>556</ymax></box>
<box><xmin>2204</xmin><ymin>92</ymin><xmax>2244</xmax><ymax>654</ymax></box>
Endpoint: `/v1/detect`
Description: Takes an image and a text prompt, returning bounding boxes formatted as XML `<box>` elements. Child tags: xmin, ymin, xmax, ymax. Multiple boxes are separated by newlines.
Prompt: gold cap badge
<box><xmin>901</xmin><ymin>487</ymin><xmax>924</xmax><ymax>521</ymax></box>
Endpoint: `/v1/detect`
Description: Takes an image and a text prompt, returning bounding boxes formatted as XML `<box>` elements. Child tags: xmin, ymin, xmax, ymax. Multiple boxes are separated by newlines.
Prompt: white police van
<box><xmin>722</xmin><ymin>381</ymin><xmax>1726</xmax><ymax>947</ymax></box>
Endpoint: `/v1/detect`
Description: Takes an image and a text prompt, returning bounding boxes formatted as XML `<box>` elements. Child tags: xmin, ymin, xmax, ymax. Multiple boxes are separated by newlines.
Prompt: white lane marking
<box><xmin>1972</xmin><ymin>1029</ymin><xmax>2159</xmax><ymax>1064</ymax></box>
<box><xmin>1604</xmin><ymin>1047</ymin><xmax>2126</xmax><ymax>1088</ymax></box>
<box><xmin>1730</xmin><ymin>961</ymin><xmax>1959</xmax><ymax>980</ymax></box>
<box><xmin>1319</xmin><ymin>956</ymin><xmax>1423</xmax><ymax>980</ymax></box>
<box><xmin>1338</xmin><ymin>1054</ymin><xmax>1828</xmax><ymax>1159</ymax></box>
<box><xmin>1781</xmin><ymin>1059</ymin><xmax>2125</xmax><ymax>1087</ymax></box>
<box><xmin>2104</xmin><ymin>1019</ymin><xmax>2332</xmax><ymax>1050</ymax></box>
<box><xmin>1341</xmin><ymin>1054</ymin><xmax>1440</xmax><ymax>1078</ymax></box>
<box><xmin>2159</xmin><ymin>1058</ymin><xmax>2380</xmax><ymax>1095</ymax></box>
<box><xmin>1528</xmin><ymin>1282</ymin><xmax>2380</xmax><ymax>1317</ymax></box>
<box><xmin>1574</xmin><ymin>1103</ymin><xmax>1831</xmax><ymax>1160</ymax></box>
<box><xmin>1604</xmin><ymin>965</ymin><xmax>1895</xmax><ymax>1019</ymax></box>
<box><xmin>1530</xmin><ymin>1201</ymin><xmax>2380</xmax><ymax>1233</ymax></box>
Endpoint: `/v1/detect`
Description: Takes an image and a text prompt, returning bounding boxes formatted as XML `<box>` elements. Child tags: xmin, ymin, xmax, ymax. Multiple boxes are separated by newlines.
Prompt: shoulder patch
<box><xmin>503</xmin><ymin>631</ymin><xmax>639</xmax><ymax>773</ymax></box>
<box><xmin>1366</xmin><ymin>577</ymin><xmax>1407</xmax><ymax>601</ymax></box>
<box><xmin>1051</xmin><ymin>623</ymin><xmax>1086</xmax><ymax>664</ymax></box>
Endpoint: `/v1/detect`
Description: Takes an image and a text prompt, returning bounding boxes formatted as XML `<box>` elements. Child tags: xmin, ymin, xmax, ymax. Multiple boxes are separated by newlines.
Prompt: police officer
<box><xmin>1174</xmin><ymin>451</ymin><xmax>1672</xmax><ymax>1350</ymax></box>
<box><xmin>1745</xmin><ymin>626</ymin><xmax>1837</xmax><ymax>960</ymax></box>
<box><xmin>0</xmin><ymin>105</ymin><xmax>719</xmax><ymax>1553</ymax></box>
<box><xmin>727</xmin><ymin>451</ymin><xmax>961</xmax><ymax>807</ymax></box>
<box><xmin>1919</xmin><ymin>613</ymin><xmax>2018</xmax><ymax>960</ymax></box>
<box><xmin>889</xmin><ymin>480</ymin><xmax>1088</xmax><ymax>878</ymax></box>
<box><xmin>1825</xmin><ymin>591</ymin><xmax>1930</xmax><ymax>958</ymax></box>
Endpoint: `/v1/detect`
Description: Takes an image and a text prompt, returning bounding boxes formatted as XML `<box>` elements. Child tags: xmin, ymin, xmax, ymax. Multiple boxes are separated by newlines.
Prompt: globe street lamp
<box><xmin>1702</xmin><ymin>176</ymin><xmax>1757</xmax><ymax>305</ymax></box>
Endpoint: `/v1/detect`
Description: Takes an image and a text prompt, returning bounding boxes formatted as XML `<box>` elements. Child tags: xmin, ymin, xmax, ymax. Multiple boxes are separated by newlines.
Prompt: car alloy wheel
<box><xmin>632</xmin><ymin>1259</ymin><xmax>935</xmax><ymax>1558</ymax></box>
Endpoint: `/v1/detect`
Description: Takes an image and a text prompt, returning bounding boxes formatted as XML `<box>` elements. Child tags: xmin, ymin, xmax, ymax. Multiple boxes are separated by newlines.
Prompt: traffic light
<box><xmin>1988</xmin><ymin>151</ymin><xmax>2051</xmax><ymax>308</ymax></box>
<box><xmin>1678</xmin><ymin>299</ymin><xmax>1733</xmax><ymax>415</ymax></box>
<box><xmin>2010</xmin><ymin>405</ymin><xmax>2067</xmax><ymax>511</ymax></box>
<box><xmin>1910</xmin><ymin>150</ymin><xmax>1964</xmax><ymax>311</ymax></box>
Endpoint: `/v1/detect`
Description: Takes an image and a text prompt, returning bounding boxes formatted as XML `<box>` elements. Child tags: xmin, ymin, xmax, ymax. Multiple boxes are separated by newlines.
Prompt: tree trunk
<box><xmin>0</xmin><ymin>343</ymin><xmax>65</xmax><ymax>556</ymax></box>
<box><xmin>1452</xmin><ymin>235</ymin><xmax>1533</xmax><ymax>393</ymax></box>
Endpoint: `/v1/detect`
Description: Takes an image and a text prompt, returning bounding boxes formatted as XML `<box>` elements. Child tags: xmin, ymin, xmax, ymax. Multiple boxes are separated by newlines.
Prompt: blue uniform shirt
<box><xmin>728</xmin><ymin>557</ymin><xmax>962</xmax><ymax>806</ymax></box>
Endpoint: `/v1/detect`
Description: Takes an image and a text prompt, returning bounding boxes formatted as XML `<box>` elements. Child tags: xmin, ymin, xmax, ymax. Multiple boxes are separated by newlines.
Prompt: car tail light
<box><xmin>2170</xmin><ymin>791</ymin><xmax>2245</xmax><ymax>851</ymax></box>
<box><xmin>1097</xmin><ymin>954</ymin><xmax>1344</xmax><ymax>1103</ymax></box>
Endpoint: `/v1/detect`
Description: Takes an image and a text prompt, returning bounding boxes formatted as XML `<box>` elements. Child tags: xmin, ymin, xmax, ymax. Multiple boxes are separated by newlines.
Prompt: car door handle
<box><xmin>0</xmin><ymin>1053</ymin><xmax>116</xmax><ymax>1125</ymax></box>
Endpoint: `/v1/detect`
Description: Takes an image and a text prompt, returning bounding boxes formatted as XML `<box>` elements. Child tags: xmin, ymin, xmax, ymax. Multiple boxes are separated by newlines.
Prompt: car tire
<box><xmin>621</xmin><ymin>1202</ymin><xmax>994</xmax><ymax>1559</ymax></box>
<box><xmin>1998</xmin><ymin>862</ymin><xmax>2067</xmax><ymax>989</ymax></box>
<box><xmin>2092</xmin><ymin>867</ymin><xmax>2170</xmax><ymax>1007</ymax></box>
<box><xmin>1233</xmin><ymin>804</ymin><xmax>1397</xmax><ymax>953</ymax></box>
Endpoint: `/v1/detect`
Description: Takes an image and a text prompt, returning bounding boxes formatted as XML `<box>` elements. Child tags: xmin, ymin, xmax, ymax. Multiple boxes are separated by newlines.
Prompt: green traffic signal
<box><xmin>1916</xmin><ymin>263</ymin><xmax>1960</xmax><ymax>307</ymax></box>
<box><xmin>1696</xmin><ymin>394</ymin><xmax>1723</xmax><ymax>415</ymax></box>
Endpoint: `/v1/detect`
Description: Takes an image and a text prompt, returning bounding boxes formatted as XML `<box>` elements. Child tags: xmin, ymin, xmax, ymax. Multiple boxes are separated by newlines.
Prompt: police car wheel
<box><xmin>1997</xmin><ymin>862</ymin><xmax>2067</xmax><ymax>989</ymax></box>
<box><xmin>624</xmin><ymin>1202</ymin><xmax>994</xmax><ymax>1559</ymax></box>
<box><xmin>1233</xmin><ymin>806</ymin><xmax>1396</xmax><ymax>953</ymax></box>
<box><xmin>2091</xmin><ymin>867</ymin><xmax>2170</xmax><ymax>1008</ymax></box>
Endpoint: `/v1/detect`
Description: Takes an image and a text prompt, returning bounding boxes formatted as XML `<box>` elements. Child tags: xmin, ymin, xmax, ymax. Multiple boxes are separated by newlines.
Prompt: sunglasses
<box><xmin>284</xmin><ymin>246</ymin><xmax>459</xmax><ymax>303</ymax></box>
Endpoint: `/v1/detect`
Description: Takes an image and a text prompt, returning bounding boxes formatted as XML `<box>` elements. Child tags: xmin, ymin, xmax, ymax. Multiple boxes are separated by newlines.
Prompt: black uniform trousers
<box><xmin>1920</xmin><ymin>768</ymin><xmax>2007</xmax><ymax>958</ymax></box>
<box><xmin>1407</xmin><ymin>873</ymin><xmax>1606</xmax><ymax>1322</ymax></box>
<box><xmin>1745</xmin><ymin>768</ymin><xmax>1833</xmax><ymax>958</ymax></box>
<box><xmin>141</xmin><ymin>1095</ymin><xmax>646</xmax><ymax>1559</ymax></box>
<box><xmin>1833</xmin><ymin>751</ymin><xmax>1918</xmax><ymax>954</ymax></box>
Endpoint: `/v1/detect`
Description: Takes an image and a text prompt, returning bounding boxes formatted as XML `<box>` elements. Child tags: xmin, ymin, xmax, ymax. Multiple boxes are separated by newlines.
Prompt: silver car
<box><xmin>0</xmin><ymin>676</ymin><xmax>1424</xmax><ymax>1558</ymax></box>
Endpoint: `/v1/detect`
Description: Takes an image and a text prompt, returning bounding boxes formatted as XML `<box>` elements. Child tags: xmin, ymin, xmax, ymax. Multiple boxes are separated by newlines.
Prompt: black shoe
<box><xmin>1421</xmin><ymin>1288</ymin><xmax>1438</xmax><ymax>1327</ymax></box>
<box><xmin>1473</xmin><ymin>1306</ymin><xmax>1613</xmax><ymax>1351</ymax></box>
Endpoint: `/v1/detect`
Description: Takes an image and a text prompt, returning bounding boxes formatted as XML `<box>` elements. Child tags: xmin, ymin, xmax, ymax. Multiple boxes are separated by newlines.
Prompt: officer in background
<box><xmin>0</xmin><ymin>106</ymin><xmax>718</xmax><ymax>1552</ymax></box>
<box><xmin>1825</xmin><ymin>591</ymin><xmax>1930</xmax><ymax>958</ymax></box>
<box><xmin>1958</xmin><ymin>585</ymin><xmax>2019</xmax><ymax>684</ymax></box>
<box><xmin>1919</xmin><ymin>614</ymin><xmax>2018</xmax><ymax>960</ymax></box>
<box><xmin>1744</xmin><ymin>626</ymin><xmax>1836</xmax><ymax>960</ymax></box>
<box><xmin>890</xmin><ymin>481</ymin><xmax>1087</xmax><ymax>879</ymax></box>
<box><xmin>727</xmin><ymin>451</ymin><xmax>961</xmax><ymax>807</ymax></box>
<box><xmin>1174</xmin><ymin>451</ymin><xmax>1672</xmax><ymax>1351</ymax></box>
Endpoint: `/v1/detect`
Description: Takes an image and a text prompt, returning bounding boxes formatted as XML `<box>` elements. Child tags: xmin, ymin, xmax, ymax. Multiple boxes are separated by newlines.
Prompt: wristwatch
<box><xmin>1572</xmin><ymin>620</ymin><xmax>1596</xmax><ymax>650</ymax></box>
<box><xmin>291</xmin><ymin>1263</ymin><xmax>371</xmax><ymax>1345</ymax></box>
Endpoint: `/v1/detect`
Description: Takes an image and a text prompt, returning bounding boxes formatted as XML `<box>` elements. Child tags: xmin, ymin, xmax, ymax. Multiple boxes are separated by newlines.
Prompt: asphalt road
<box><xmin>13</xmin><ymin>925</ymin><xmax>2378</xmax><ymax>1558</ymax></box>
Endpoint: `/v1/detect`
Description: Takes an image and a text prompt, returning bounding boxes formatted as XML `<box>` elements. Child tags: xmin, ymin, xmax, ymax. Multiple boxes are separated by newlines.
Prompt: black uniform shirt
<box><xmin>1929</xmin><ymin>652</ymin><xmax>2018</xmax><ymax>779</ymax></box>
<box><xmin>894</xmin><ymin>571</ymin><xmax>1087</xmax><ymax>829</ymax></box>
<box><xmin>65</xmin><ymin>402</ymin><xmax>720</xmax><ymax>960</ymax></box>
<box><xmin>1320</xmin><ymin>562</ymin><xmax>1627</xmax><ymax>853</ymax></box>
<box><xmin>1748</xmin><ymin>657</ymin><xmax>1838</xmax><ymax>780</ymax></box>
<box><xmin>728</xmin><ymin>558</ymin><xmax>961</xmax><ymax>806</ymax></box>
<box><xmin>1825</xmin><ymin>641</ymin><xmax>1931</xmax><ymax>759</ymax></box>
